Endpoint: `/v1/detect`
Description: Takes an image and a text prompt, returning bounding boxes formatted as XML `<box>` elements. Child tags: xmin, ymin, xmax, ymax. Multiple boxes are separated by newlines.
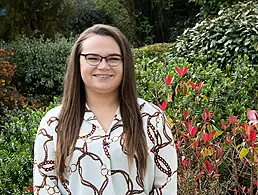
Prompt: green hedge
<box><xmin>10</xmin><ymin>35</ymin><xmax>75</xmax><ymax>98</ymax></box>
<box><xmin>0</xmin><ymin>100</ymin><xmax>59</xmax><ymax>195</ymax></box>
<box><xmin>173</xmin><ymin>1</ymin><xmax>258</xmax><ymax>68</ymax></box>
<box><xmin>134</xmin><ymin>43</ymin><xmax>174</xmax><ymax>60</ymax></box>
<box><xmin>136</xmin><ymin>54</ymin><xmax>258</xmax><ymax>125</ymax></box>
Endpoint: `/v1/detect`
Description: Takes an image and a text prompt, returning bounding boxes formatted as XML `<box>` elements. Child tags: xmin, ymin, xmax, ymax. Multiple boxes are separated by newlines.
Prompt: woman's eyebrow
<box><xmin>106</xmin><ymin>53</ymin><xmax>122</xmax><ymax>56</ymax></box>
<box><xmin>81</xmin><ymin>53</ymin><xmax>122</xmax><ymax>56</ymax></box>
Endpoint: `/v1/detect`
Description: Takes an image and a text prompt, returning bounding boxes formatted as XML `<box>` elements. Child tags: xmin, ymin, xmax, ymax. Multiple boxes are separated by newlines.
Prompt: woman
<box><xmin>33</xmin><ymin>24</ymin><xmax>177</xmax><ymax>195</ymax></box>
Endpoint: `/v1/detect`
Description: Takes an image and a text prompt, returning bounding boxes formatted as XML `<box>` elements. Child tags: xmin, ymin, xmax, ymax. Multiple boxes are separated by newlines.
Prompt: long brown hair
<box><xmin>56</xmin><ymin>24</ymin><xmax>148</xmax><ymax>180</ymax></box>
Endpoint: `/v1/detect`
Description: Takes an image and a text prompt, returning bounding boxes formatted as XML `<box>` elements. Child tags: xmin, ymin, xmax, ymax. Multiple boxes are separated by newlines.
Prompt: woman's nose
<box><xmin>97</xmin><ymin>59</ymin><xmax>110</xmax><ymax>69</ymax></box>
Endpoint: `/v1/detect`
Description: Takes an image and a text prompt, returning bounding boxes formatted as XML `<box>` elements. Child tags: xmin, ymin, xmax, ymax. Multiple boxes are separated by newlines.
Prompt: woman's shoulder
<box><xmin>36</xmin><ymin>106</ymin><xmax>62</xmax><ymax>137</ymax></box>
<box><xmin>41</xmin><ymin>105</ymin><xmax>62</xmax><ymax>122</ymax></box>
<box><xmin>137</xmin><ymin>98</ymin><xmax>163</xmax><ymax>114</ymax></box>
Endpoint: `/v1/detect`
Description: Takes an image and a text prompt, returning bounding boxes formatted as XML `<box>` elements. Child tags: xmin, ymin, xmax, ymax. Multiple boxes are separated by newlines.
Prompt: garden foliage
<box><xmin>67</xmin><ymin>0</ymin><xmax>114</xmax><ymax>36</ymax></box>
<box><xmin>0</xmin><ymin>47</ymin><xmax>26</xmax><ymax>115</ymax></box>
<box><xmin>9</xmin><ymin>35</ymin><xmax>74</xmax><ymax>100</ymax></box>
<box><xmin>135</xmin><ymin>52</ymin><xmax>258</xmax><ymax>193</ymax></box>
<box><xmin>134</xmin><ymin>43</ymin><xmax>174</xmax><ymax>62</ymax></box>
<box><xmin>190</xmin><ymin>0</ymin><xmax>244</xmax><ymax>18</ymax></box>
<box><xmin>136</xmin><ymin>53</ymin><xmax>258</xmax><ymax>127</ymax></box>
<box><xmin>89</xmin><ymin>0</ymin><xmax>199</xmax><ymax>46</ymax></box>
<box><xmin>0</xmin><ymin>0</ymin><xmax>73</xmax><ymax>39</ymax></box>
<box><xmin>174</xmin><ymin>1</ymin><xmax>258</xmax><ymax>68</ymax></box>
<box><xmin>0</xmin><ymin>100</ymin><xmax>58</xmax><ymax>194</ymax></box>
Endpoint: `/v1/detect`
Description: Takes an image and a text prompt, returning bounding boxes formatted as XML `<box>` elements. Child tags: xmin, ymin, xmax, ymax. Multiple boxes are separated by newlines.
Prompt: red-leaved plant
<box><xmin>162</xmin><ymin>67</ymin><xmax>258</xmax><ymax>195</ymax></box>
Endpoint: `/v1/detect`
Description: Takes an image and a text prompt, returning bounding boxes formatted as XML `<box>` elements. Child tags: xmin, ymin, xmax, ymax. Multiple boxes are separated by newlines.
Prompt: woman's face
<box><xmin>79</xmin><ymin>35</ymin><xmax>123</xmax><ymax>96</ymax></box>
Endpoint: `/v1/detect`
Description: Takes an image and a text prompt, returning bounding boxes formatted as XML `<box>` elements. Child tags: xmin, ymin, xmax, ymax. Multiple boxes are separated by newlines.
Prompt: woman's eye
<box><xmin>108</xmin><ymin>57</ymin><xmax>120</xmax><ymax>61</ymax></box>
<box><xmin>87</xmin><ymin>57</ymin><xmax>99</xmax><ymax>61</ymax></box>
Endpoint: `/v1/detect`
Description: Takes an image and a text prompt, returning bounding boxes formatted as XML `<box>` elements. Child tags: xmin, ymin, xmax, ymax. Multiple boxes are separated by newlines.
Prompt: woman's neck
<box><xmin>86</xmin><ymin>90</ymin><xmax>120</xmax><ymax>110</ymax></box>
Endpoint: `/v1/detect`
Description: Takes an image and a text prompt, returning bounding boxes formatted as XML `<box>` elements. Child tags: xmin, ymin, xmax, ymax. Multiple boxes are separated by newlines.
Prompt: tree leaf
<box><xmin>239</xmin><ymin>147</ymin><xmax>249</xmax><ymax>159</ymax></box>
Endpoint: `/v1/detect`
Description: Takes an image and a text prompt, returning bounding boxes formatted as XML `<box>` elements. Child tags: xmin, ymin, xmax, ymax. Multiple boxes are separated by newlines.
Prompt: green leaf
<box><xmin>239</xmin><ymin>147</ymin><xmax>249</xmax><ymax>159</ymax></box>
<box><xmin>214</xmin><ymin>130</ymin><xmax>223</xmax><ymax>137</ymax></box>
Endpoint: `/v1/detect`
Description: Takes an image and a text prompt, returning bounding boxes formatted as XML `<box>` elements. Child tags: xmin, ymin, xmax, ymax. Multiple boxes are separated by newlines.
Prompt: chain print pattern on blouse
<box><xmin>33</xmin><ymin>99</ymin><xmax>177</xmax><ymax>194</ymax></box>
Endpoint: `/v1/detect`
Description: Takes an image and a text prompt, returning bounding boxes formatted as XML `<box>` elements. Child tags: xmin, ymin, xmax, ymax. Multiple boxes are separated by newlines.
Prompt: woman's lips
<box><xmin>93</xmin><ymin>74</ymin><xmax>113</xmax><ymax>78</ymax></box>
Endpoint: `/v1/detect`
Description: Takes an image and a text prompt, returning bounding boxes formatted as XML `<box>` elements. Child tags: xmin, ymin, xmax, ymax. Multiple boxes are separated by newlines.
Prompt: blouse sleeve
<box><xmin>33</xmin><ymin>115</ymin><xmax>62</xmax><ymax>195</ymax></box>
<box><xmin>152</xmin><ymin>112</ymin><xmax>178</xmax><ymax>195</ymax></box>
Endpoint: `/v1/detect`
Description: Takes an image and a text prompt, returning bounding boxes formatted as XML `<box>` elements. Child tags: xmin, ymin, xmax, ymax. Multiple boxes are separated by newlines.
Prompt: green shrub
<box><xmin>191</xmin><ymin>0</ymin><xmax>244</xmax><ymax>18</ymax></box>
<box><xmin>0</xmin><ymin>99</ymin><xmax>59</xmax><ymax>195</ymax></box>
<box><xmin>134</xmin><ymin>43</ymin><xmax>174</xmax><ymax>60</ymax></box>
<box><xmin>136</xmin><ymin>54</ymin><xmax>258</xmax><ymax>126</ymax></box>
<box><xmin>174</xmin><ymin>1</ymin><xmax>258</xmax><ymax>68</ymax></box>
<box><xmin>10</xmin><ymin>35</ymin><xmax>75</xmax><ymax>98</ymax></box>
<box><xmin>135</xmin><ymin>54</ymin><xmax>258</xmax><ymax>193</ymax></box>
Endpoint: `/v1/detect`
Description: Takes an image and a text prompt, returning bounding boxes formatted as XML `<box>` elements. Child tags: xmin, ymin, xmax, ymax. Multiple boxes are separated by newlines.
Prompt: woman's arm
<box><xmin>151</xmin><ymin>112</ymin><xmax>178</xmax><ymax>195</ymax></box>
<box><xmin>33</xmin><ymin>115</ymin><xmax>62</xmax><ymax>195</ymax></box>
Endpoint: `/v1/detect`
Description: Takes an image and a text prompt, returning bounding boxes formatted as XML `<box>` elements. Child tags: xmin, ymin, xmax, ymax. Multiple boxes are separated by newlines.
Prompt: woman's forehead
<box><xmin>80</xmin><ymin>35</ymin><xmax>121</xmax><ymax>55</ymax></box>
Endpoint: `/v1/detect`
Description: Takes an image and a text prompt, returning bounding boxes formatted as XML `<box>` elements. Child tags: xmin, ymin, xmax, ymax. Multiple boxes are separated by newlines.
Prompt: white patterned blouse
<box><xmin>33</xmin><ymin>98</ymin><xmax>177</xmax><ymax>195</ymax></box>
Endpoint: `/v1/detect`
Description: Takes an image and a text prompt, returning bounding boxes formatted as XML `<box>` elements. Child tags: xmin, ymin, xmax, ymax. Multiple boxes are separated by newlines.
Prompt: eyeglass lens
<box><xmin>84</xmin><ymin>54</ymin><xmax>122</xmax><ymax>66</ymax></box>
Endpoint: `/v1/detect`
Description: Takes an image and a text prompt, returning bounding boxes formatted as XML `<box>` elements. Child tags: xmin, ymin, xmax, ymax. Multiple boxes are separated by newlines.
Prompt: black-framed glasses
<box><xmin>80</xmin><ymin>53</ymin><xmax>123</xmax><ymax>67</ymax></box>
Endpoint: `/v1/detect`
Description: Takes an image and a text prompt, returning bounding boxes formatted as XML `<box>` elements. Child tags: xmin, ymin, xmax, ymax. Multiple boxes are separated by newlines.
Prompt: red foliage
<box><xmin>176</xmin><ymin>67</ymin><xmax>188</xmax><ymax>78</ymax></box>
<box><xmin>164</xmin><ymin>75</ymin><xmax>173</xmax><ymax>86</ymax></box>
<box><xmin>159</xmin><ymin>100</ymin><xmax>167</xmax><ymax>111</ymax></box>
